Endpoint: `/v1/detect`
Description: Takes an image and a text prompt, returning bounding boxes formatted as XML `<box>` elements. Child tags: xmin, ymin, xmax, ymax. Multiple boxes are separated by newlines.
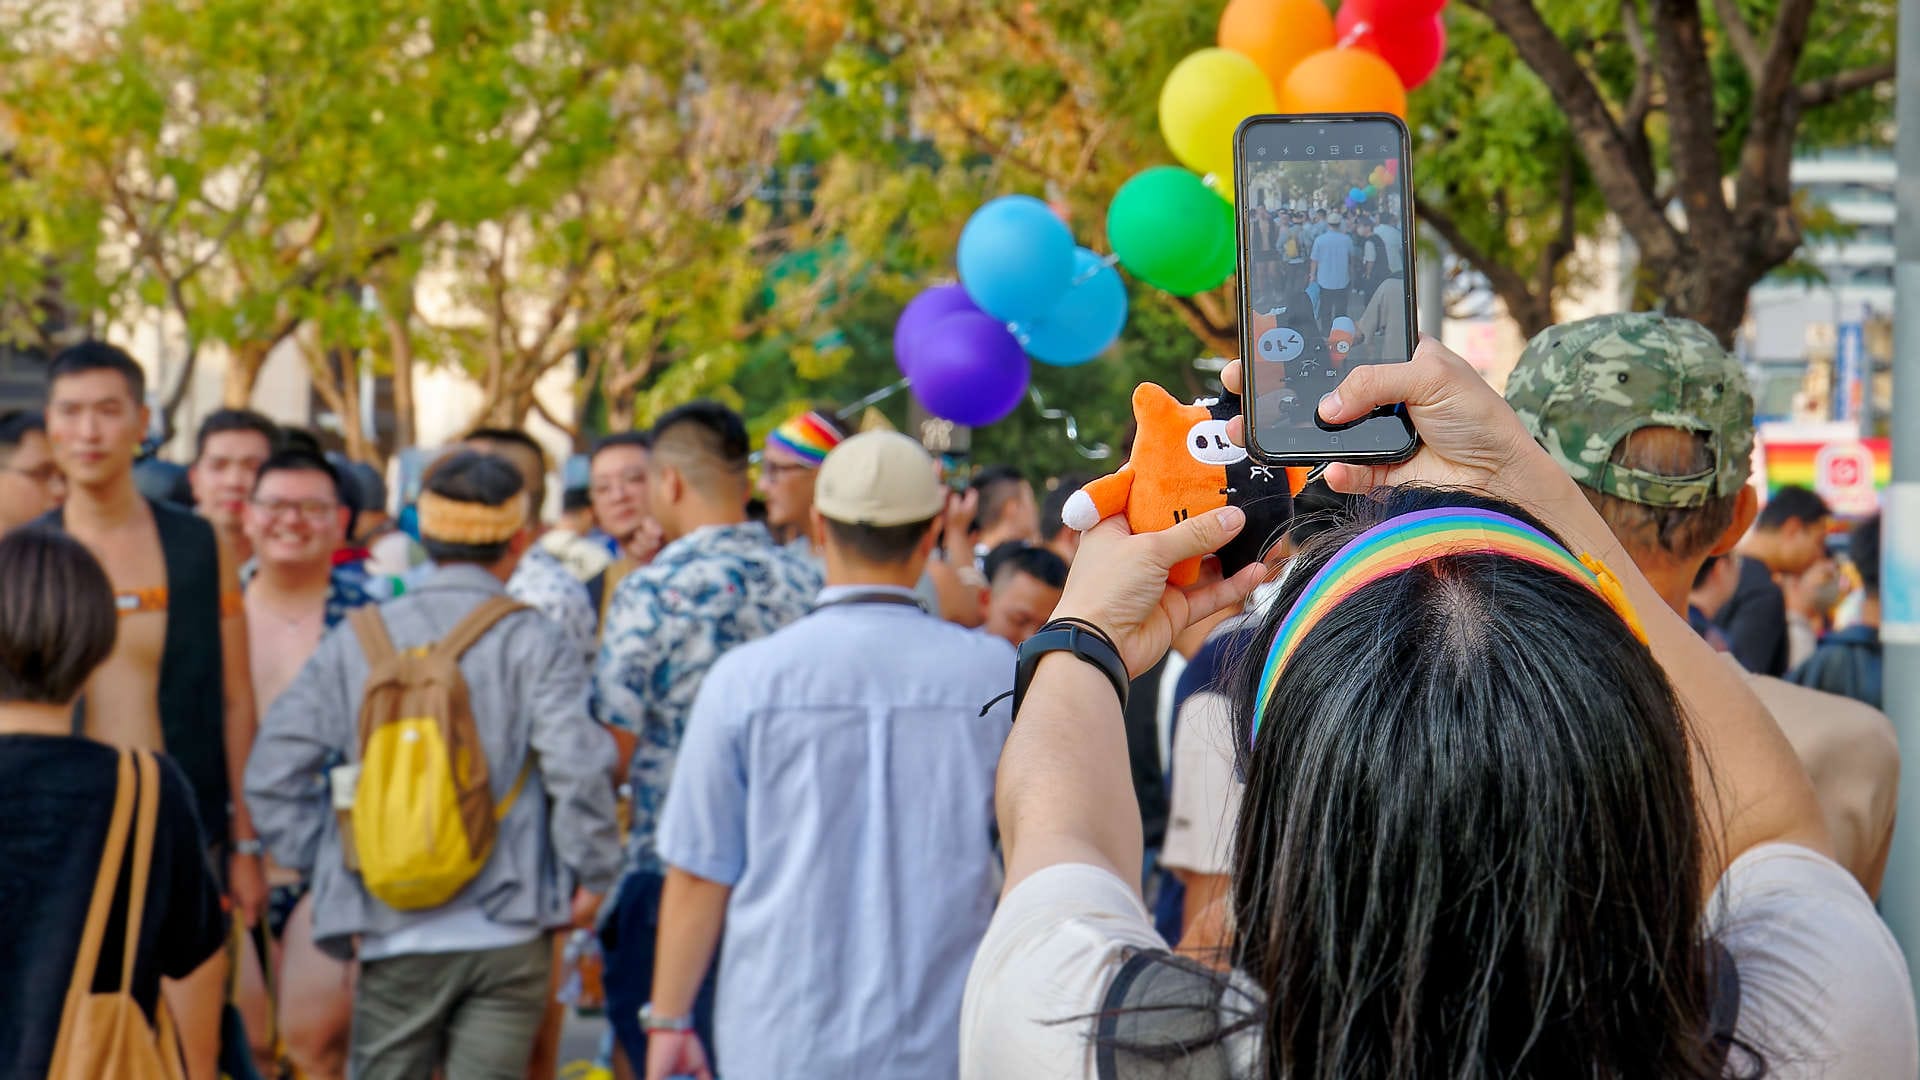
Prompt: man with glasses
<box><xmin>0</xmin><ymin>410</ymin><xmax>65</xmax><ymax>532</ymax></box>
<box><xmin>240</xmin><ymin>447</ymin><xmax>376</xmax><ymax>1080</ymax></box>
<box><xmin>586</xmin><ymin>432</ymin><xmax>664</xmax><ymax>629</ymax></box>
<box><xmin>755</xmin><ymin>406</ymin><xmax>850</xmax><ymax>557</ymax></box>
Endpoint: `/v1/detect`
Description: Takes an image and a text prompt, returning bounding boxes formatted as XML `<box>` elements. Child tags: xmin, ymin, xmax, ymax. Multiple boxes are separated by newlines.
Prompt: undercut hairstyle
<box><xmin>0</xmin><ymin>528</ymin><xmax>117</xmax><ymax>705</ymax></box>
<box><xmin>1756</xmin><ymin>485</ymin><xmax>1831</xmax><ymax>531</ymax></box>
<box><xmin>253</xmin><ymin>448</ymin><xmax>349</xmax><ymax>509</ymax></box>
<box><xmin>562</xmin><ymin>487</ymin><xmax>591</xmax><ymax>514</ymax></box>
<box><xmin>463</xmin><ymin>426</ymin><xmax>550</xmax><ymax>509</ymax></box>
<box><xmin>1851</xmin><ymin>513</ymin><xmax>1881</xmax><ymax>596</ymax></box>
<box><xmin>650</xmin><ymin>401</ymin><xmax>750</xmax><ymax>491</ymax></box>
<box><xmin>48</xmin><ymin>340</ymin><xmax>147</xmax><ymax>404</ymax></box>
<box><xmin>194</xmin><ymin>408</ymin><xmax>280</xmax><ymax>463</ymax></box>
<box><xmin>1582</xmin><ymin>427</ymin><xmax>1740</xmax><ymax>564</ymax></box>
<box><xmin>970</xmin><ymin>465</ymin><xmax>1030</xmax><ymax>536</ymax></box>
<box><xmin>1039</xmin><ymin>474</ymin><xmax>1095</xmax><ymax>543</ymax></box>
<box><xmin>1116</xmin><ymin>485</ymin><xmax>1751</xmax><ymax>1077</ymax></box>
<box><xmin>0</xmin><ymin>410</ymin><xmax>45</xmax><ymax>467</ymax></box>
<box><xmin>418</xmin><ymin>451</ymin><xmax>527</xmax><ymax>566</ymax></box>
<box><xmin>822</xmin><ymin>516</ymin><xmax>937</xmax><ymax>565</ymax></box>
<box><xmin>590</xmin><ymin>430</ymin><xmax>652</xmax><ymax>463</ymax></box>
<box><xmin>985</xmin><ymin>541</ymin><xmax>1067</xmax><ymax>591</ymax></box>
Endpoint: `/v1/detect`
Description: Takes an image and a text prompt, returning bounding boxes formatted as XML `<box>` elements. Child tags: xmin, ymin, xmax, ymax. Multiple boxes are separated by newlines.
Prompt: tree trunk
<box><xmin>384</xmin><ymin>309</ymin><xmax>417</xmax><ymax>452</ymax></box>
<box><xmin>223</xmin><ymin>340</ymin><xmax>271</xmax><ymax>408</ymax></box>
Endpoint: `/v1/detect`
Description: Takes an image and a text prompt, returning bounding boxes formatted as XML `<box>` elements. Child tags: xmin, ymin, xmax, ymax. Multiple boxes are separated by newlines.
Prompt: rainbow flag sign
<box><xmin>1754</xmin><ymin>422</ymin><xmax>1889</xmax><ymax>522</ymax></box>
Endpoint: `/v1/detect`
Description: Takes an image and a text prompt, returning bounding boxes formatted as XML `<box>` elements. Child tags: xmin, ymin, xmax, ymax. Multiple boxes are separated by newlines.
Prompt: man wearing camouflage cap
<box><xmin>1505</xmin><ymin>311</ymin><xmax>1899</xmax><ymax>898</ymax></box>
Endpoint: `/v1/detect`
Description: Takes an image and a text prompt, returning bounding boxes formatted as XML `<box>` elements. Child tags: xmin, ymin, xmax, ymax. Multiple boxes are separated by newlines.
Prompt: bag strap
<box><xmin>347</xmin><ymin>606</ymin><xmax>398</xmax><ymax>668</ymax></box>
<box><xmin>118</xmin><ymin>751</ymin><xmax>163</xmax><ymax>993</ymax></box>
<box><xmin>434</xmin><ymin>596</ymin><xmax>524</xmax><ymax>663</ymax></box>
<box><xmin>50</xmin><ymin>751</ymin><xmax>138</xmax><ymax>1067</ymax></box>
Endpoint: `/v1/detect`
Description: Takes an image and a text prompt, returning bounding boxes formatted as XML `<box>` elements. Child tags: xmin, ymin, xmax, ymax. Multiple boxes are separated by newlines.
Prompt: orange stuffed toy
<box><xmin>1059</xmin><ymin>383</ymin><xmax>1247</xmax><ymax>587</ymax></box>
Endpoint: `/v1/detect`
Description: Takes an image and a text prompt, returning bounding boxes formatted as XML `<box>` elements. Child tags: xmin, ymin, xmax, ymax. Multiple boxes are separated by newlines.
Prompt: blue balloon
<box><xmin>1017</xmin><ymin>247</ymin><xmax>1129</xmax><ymax>367</ymax></box>
<box><xmin>956</xmin><ymin>195</ymin><xmax>1076</xmax><ymax>324</ymax></box>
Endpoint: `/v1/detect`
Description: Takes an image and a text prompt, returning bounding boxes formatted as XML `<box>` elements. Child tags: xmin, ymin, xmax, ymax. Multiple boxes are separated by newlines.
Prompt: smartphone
<box><xmin>1234</xmin><ymin>113</ymin><xmax>1419</xmax><ymax>466</ymax></box>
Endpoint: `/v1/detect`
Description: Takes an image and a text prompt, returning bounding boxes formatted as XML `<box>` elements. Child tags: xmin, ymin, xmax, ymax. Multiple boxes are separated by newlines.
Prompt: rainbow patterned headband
<box><xmin>766</xmin><ymin>410</ymin><xmax>844</xmax><ymax>467</ymax></box>
<box><xmin>1250</xmin><ymin>508</ymin><xmax>1649</xmax><ymax>745</ymax></box>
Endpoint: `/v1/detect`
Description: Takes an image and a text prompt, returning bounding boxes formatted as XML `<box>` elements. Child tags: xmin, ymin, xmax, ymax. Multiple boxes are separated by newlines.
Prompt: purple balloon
<box><xmin>893</xmin><ymin>284</ymin><xmax>981</xmax><ymax>378</ymax></box>
<box><xmin>909</xmin><ymin>312</ymin><xmax>1031</xmax><ymax>427</ymax></box>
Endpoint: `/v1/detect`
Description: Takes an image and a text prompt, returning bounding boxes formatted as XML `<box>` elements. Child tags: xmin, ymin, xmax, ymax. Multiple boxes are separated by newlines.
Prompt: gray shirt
<box><xmin>246</xmin><ymin>563</ymin><xmax>621</xmax><ymax>957</ymax></box>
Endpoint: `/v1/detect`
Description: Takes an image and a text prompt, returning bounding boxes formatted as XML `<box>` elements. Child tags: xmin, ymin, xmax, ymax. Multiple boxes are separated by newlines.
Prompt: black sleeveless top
<box><xmin>44</xmin><ymin>499</ymin><xmax>231</xmax><ymax>842</ymax></box>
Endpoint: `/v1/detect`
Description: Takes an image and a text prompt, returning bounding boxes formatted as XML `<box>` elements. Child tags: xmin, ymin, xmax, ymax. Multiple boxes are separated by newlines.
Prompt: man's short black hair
<box><xmin>0</xmin><ymin>410</ymin><xmax>44</xmax><ymax>466</ymax></box>
<box><xmin>463</xmin><ymin>426</ymin><xmax>550</xmax><ymax>509</ymax></box>
<box><xmin>48</xmin><ymin>340</ymin><xmax>146</xmax><ymax>403</ymax></box>
<box><xmin>590</xmin><ymin>430</ymin><xmax>652</xmax><ymax>463</ymax></box>
<box><xmin>651</xmin><ymin>402</ymin><xmax>749</xmax><ymax>466</ymax></box>
<box><xmin>1756</xmin><ymin>485</ymin><xmax>1831</xmax><ymax>531</ymax></box>
<box><xmin>419</xmin><ymin>450</ymin><xmax>527</xmax><ymax>565</ymax></box>
<box><xmin>562</xmin><ymin>487</ymin><xmax>592</xmax><ymax>514</ymax></box>
<box><xmin>970</xmin><ymin>465</ymin><xmax>1029</xmax><ymax>535</ymax></box>
<box><xmin>822</xmin><ymin>516</ymin><xmax>936</xmax><ymax>565</ymax></box>
<box><xmin>1039</xmin><ymin>474</ymin><xmax>1095</xmax><ymax>543</ymax></box>
<box><xmin>194</xmin><ymin>408</ymin><xmax>280</xmax><ymax>463</ymax></box>
<box><xmin>253</xmin><ymin>448</ymin><xmax>349</xmax><ymax>508</ymax></box>
<box><xmin>985</xmin><ymin>541</ymin><xmax>1068</xmax><ymax>590</ymax></box>
<box><xmin>1851</xmin><ymin>514</ymin><xmax>1881</xmax><ymax>596</ymax></box>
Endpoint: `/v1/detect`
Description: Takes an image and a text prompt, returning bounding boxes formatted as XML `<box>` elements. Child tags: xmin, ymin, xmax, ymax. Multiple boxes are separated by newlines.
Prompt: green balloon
<box><xmin>1107</xmin><ymin>167</ymin><xmax>1236</xmax><ymax>296</ymax></box>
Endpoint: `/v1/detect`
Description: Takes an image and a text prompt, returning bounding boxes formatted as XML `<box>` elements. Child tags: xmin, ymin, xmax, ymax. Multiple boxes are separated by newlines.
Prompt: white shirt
<box><xmin>1158</xmin><ymin>691</ymin><xmax>1241</xmax><ymax>877</ymax></box>
<box><xmin>960</xmin><ymin>845</ymin><xmax>1917</xmax><ymax>1079</ymax></box>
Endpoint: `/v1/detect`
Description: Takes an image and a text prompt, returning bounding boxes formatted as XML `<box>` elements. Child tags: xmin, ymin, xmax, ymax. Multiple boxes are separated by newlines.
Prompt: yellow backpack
<box><xmin>341</xmin><ymin>596</ymin><xmax>529</xmax><ymax>910</ymax></box>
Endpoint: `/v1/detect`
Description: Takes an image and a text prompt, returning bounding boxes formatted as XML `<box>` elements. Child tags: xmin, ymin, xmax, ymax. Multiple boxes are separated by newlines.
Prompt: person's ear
<box><xmin>1709</xmin><ymin>485</ymin><xmax>1761</xmax><ymax>557</ymax></box>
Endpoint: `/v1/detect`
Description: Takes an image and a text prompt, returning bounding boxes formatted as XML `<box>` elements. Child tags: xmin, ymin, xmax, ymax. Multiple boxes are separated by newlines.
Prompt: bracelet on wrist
<box><xmin>232</xmin><ymin>838</ymin><xmax>264</xmax><ymax>858</ymax></box>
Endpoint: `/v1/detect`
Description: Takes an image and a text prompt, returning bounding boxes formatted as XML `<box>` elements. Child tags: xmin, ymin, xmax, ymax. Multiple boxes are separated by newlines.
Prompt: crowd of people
<box><xmin>1244</xmin><ymin>203</ymin><xmax>1406</xmax><ymax>361</ymax></box>
<box><xmin>0</xmin><ymin>307</ymin><xmax>1910</xmax><ymax>1079</ymax></box>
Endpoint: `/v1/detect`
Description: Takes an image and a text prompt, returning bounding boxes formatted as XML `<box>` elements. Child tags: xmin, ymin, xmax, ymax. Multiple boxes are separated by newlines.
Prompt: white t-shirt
<box><xmin>960</xmin><ymin>845</ymin><xmax>1917</xmax><ymax>1079</ymax></box>
<box><xmin>1158</xmin><ymin>691</ymin><xmax>1241</xmax><ymax>878</ymax></box>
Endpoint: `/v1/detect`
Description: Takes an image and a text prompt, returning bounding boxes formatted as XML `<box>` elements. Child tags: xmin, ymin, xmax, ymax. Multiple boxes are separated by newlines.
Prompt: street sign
<box><xmin>1835</xmin><ymin>322</ymin><xmax>1866</xmax><ymax>424</ymax></box>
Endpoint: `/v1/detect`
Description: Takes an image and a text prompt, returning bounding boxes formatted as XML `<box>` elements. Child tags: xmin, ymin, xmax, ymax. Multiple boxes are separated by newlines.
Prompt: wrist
<box><xmin>639</xmin><ymin>1003</ymin><xmax>695</xmax><ymax>1032</ymax></box>
<box><xmin>231</xmin><ymin>838</ymin><xmax>264</xmax><ymax>858</ymax></box>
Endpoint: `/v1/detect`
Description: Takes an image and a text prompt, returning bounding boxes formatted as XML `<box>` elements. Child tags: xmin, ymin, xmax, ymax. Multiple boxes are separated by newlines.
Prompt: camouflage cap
<box><xmin>1505</xmin><ymin>313</ymin><xmax>1754</xmax><ymax>508</ymax></box>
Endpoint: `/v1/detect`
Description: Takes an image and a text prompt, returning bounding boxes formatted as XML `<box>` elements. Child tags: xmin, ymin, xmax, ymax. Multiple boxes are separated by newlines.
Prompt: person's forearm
<box><xmin>1512</xmin><ymin>476</ymin><xmax>1829</xmax><ymax>878</ymax></box>
<box><xmin>650</xmin><ymin>868</ymin><xmax>729</xmax><ymax>1017</ymax></box>
<box><xmin>926</xmin><ymin>559</ymin><xmax>984</xmax><ymax>627</ymax></box>
<box><xmin>996</xmin><ymin>653</ymin><xmax>1142</xmax><ymax>895</ymax></box>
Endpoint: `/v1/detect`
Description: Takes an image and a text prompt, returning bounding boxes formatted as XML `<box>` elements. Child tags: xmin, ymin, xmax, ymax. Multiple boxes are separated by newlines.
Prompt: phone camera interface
<box><xmin>1241</xmin><ymin>124</ymin><xmax>1411</xmax><ymax>451</ymax></box>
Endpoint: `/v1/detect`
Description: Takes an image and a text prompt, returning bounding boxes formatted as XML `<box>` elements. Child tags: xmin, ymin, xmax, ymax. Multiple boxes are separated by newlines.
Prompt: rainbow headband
<box><xmin>765</xmin><ymin>410</ymin><xmax>844</xmax><ymax>467</ymax></box>
<box><xmin>1250</xmin><ymin>508</ymin><xmax>1649</xmax><ymax>745</ymax></box>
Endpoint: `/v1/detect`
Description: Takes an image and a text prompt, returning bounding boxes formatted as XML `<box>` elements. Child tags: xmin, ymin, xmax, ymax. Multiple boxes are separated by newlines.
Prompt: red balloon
<box><xmin>1337</xmin><ymin>3</ymin><xmax>1446</xmax><ymax>89</ymax></box>
<box><xmin>1337</xmin><ymin>0</ymin><xmax>1447</xmax><ymax>35</ymax></box>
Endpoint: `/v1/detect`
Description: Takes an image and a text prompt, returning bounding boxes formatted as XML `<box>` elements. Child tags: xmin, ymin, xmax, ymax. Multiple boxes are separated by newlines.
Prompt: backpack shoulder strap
<box><xmin>435</xmin><ymin>595</ymin><xmax>525</xmax><ymax>662</ymax></box>
<box><xmin>48</xmin><ymin>751</ymin><xmax>138</xmax><ymax>1074</ymax></box>
<box><xmin>347</xmin><ymin>605</ymin><xmax>398</xmax><ymax>668</ymax></box>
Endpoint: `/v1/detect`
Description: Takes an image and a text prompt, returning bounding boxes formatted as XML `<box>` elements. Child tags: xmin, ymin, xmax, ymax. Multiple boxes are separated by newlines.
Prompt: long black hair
<box><xmin>1219</xmin><ymin>486</ymin><xmax>1743</xmax><ymax>1077</ymax></box>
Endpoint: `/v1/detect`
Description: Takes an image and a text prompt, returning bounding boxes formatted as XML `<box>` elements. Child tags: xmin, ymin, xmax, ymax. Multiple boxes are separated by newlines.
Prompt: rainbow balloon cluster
<box><xmin>1344</xmin><ymin>160</ymin><xmax>1402</xmax><ymax>211</ymax></box>
<box><xmin>895</xmin><ymin>196</ymin><xmax>1129</xmax><ymax>427</ymax></box>
<box><xmin>1107</xmin><ymin>0</ymin><xmax>1449</xmax><ymax>299</ymax></box>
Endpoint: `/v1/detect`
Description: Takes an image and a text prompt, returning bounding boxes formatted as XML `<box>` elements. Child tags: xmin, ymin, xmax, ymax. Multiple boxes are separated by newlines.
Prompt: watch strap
<box><xmin>639</xmin><ymin>1004</ymin><xmax>695</xmax><ymax>1032</ymax></box>
<box><xmin>1012</xmin><ymin>622</ymin><xmax>1129</xmax><ymax>720</ymax></box>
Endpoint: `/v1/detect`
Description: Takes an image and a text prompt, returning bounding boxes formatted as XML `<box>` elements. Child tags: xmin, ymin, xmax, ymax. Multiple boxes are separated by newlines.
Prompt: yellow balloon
<box><xmin>1160</xmin><ymin>48</ymin><xmax>1277</xmax><ymax>181</ymax></box>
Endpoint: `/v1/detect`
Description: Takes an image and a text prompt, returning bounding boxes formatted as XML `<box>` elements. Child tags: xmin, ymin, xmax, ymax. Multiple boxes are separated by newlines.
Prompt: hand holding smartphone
<box><xmin>1234</xmin><ymin>113</ymin><xmax>1419</xmax><ymax>466</ymax></box>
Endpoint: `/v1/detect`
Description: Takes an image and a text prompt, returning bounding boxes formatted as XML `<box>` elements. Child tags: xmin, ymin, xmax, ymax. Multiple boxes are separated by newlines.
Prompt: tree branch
<box><xmin>1798</xmin><ymin>61</ymin><xmax>1896</xmax><ymax>107</ymax></box>
<box><xmin>1708</xmin><ymin>0</ymin><xmax>1765</xmax><ymax>78</ymax></box>
<box><xmin>1619</xmin><ymin>0</ymin><xmax>1656</xmax><ymax>187</ymax></box>
<box><xmin>1463</xmin><ymin>0</ymin><xmax>1682</xmax><ymax>267</ymax></box>
<box><xmin>1417</xmin><ymin>201</ymin><xmax>1551</xmax><ymax>336</ymax></box>
<box><xmin>1649</xmin><ymin>0</ymin><xmax>1736</xmax><ymax>240</ymax></box>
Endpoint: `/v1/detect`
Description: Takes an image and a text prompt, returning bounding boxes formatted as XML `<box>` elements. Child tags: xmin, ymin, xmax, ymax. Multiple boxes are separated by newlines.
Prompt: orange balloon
<box><xmin>1218</xmin><ymin>0</ymin><xmax>1337</xmax><ymax>91</ymax></box>
<box><xmin>1278</xmin><ymin>47</ymin><xmax>1408</xmax><ymax>118</ymax></box>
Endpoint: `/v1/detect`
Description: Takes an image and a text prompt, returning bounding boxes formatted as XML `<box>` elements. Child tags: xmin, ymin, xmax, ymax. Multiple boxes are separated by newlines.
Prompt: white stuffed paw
<box><xmin>1061</xmin><ymin>489</ymin><xmax>1100</xmax><ymax>532</ymax></box>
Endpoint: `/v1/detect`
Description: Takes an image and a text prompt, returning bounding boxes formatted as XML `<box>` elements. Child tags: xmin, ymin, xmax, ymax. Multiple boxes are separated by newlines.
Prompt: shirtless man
<box><xmin>189</xmin><ymin>408</ymin><xmax>279</xmax><ymax>566</ymax></box>
<box><xmin>41</xmin><ymin>341</ymin><xmax>265</xmax><ymax>1076</ymax></box>
<box><xmin>242</xmin><ymin>448</ymin><xmax>374</xmax><ymax>1080</ymax></box>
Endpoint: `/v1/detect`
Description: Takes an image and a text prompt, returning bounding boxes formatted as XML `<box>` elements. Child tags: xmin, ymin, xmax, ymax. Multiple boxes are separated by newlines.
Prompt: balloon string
<box><xmin>1029</xmin><ymin>386</ymin><xmax>1112</xmax><ymax>460</ymax></box>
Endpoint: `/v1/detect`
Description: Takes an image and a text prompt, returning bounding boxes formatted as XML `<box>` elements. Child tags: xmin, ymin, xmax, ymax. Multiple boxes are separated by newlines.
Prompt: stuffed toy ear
<box><xmin>1210</xmin><ymin>390</ymin><xmax>1294</xmax><ymax>576</ymax></box>
<box><xmin>1129</xmin><ymin>382</ymin><xmax>1182</xmax><ymax>429</ymax></box>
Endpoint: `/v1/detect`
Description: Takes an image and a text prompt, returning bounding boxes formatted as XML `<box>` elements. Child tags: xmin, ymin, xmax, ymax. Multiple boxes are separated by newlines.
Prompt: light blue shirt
<box><xmin>1311</xmin><ymin>229</ymin><xmax>1354</xmax><ymax>290</ymax></box>
<box><xmin>657</xmin><ymin>585</ymin><xmax>1015</xmax><ymax>1079</ymax></box>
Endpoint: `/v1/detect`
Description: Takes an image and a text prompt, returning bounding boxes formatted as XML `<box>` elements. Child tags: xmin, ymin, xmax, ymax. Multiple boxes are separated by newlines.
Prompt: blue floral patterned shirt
<box><xmin>594</xmin><ymin>521</ymin><xmax>822</xmax><ymax>878</ymax></box>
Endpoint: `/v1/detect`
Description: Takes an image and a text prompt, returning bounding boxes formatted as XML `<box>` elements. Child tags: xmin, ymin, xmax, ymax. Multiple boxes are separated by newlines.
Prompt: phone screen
<box><xmin>1236</xmin><ymin>114</ymin><xmax>1417</xmax><ymax>463</ymax></box>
